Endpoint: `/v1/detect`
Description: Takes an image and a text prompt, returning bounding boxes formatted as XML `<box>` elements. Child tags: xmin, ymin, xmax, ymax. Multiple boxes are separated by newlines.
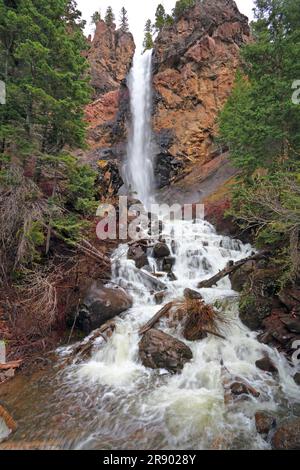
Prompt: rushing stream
<box><xmin>1</xmin><ymin>51</ymin><xmax>299</xmax><ymax>450</ymax></box>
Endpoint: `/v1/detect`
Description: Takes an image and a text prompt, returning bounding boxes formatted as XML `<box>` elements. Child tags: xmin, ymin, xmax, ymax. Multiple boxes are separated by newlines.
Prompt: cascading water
<box><xmin>125</xmin><ymin>49</ymin><xmax>155</xmax><ymax>209</ymax></box>
<box><xmin>1</xmin><ymin>41</ymin><xmax>299</xmax><ymax>453</ymax></box>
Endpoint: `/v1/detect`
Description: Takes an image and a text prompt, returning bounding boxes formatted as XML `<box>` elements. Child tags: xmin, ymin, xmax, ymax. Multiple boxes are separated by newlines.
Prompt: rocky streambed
<box><xmin>1</xmin><ymin>217</ymin><xmax>300</xmax><ymax>450</ymax></box>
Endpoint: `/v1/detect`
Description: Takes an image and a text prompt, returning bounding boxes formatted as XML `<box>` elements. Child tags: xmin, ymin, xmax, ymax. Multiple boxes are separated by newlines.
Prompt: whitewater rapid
<box><xmin>74</xmin><ymin>218</ymin><xmax>299</xmax><ymax>450</ymax></box>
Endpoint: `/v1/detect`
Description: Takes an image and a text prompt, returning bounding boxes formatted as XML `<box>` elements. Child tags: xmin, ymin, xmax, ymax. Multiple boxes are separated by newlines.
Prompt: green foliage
<box><xmin>219</xmin><ymin>0</ymin><xmax>300</xmax><ymax>174</ymax></box>
<box><xmin>105</xmin><ymin>6</ymin><xmax>115</xmax><ymax>27</ymax></box>
<box><xmin>120</xmin><ymin>7</ymin><xmax>129</xmax><ymax>33</ymax></box>
<box><xmin>0</xmin><ymin>0</ymin><xmax>91</xmax><ymax>155</ymax></box>
<box><xmin>60</xmin><ymin>154</ymin><xmax>98</xmax><ymax>216</ymax></box>
<box><xmin>154</xmin><ymin>4</ymin><xmax>166</xmax><ymax>32</ymax></box>
<box><xmin>173</xmin><ymin>0</ymin><xmax>197</xmax><ymax>20</ymax></box>
<box><xmin>91</xmin><ymin>10</ymin><xmax>101</xmax><ymax>26</ymax></box>
<box><xmin>219</xmin><ymin>0</ymin><xmax>300</xmax><ymax>285</ymax></box>
<box><xmin>143</xmin><ymin>19</ymin><xmax>154</xmax><ymax>51</ymax></box>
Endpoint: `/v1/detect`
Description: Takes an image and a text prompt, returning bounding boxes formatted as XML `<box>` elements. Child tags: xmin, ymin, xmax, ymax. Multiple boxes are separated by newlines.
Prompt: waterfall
<box><xmin>125</xmin><ymin>49</ymin><xmax>155</xmax><ymax>209</ymax></box>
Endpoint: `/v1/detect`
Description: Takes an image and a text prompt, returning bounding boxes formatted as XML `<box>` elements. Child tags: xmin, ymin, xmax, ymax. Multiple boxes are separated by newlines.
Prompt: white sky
<box><xmin>77</xmin><ymin>0</ymin><xmax>255</xmax><ymax>49</ymax></box>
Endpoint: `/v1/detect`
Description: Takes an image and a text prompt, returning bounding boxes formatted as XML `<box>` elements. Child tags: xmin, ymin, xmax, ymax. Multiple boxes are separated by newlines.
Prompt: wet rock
<box><xmin>279</xmin><ymin>287</ymin><xmax>300</xmax><ymax>315</ymax></box>
<box><xmin>239</xmin><ymin>296</ymin><xmax>272</xmax><ymax>331</ymax></box>
<box><xmin>230</xmin><ymin>382</ymin><xmax>260</xmax><ymax>398</ymax></box>
<box><xmin>162</xmin><ymin>256</ymin><xmax>176</xmax><ymax>273</ymax></box>
<box><xmin>139</xmin><ymin>329</ymin><xmax>193</xmax><ymax>374</ymax></box>
<box><xmin>152</xmin><ymin>243</ymin><xmax>170</xmax><ymax>259</ymax></box>
<box><xmin>281</xmin><ymin>318</ymin><xmax>300</xmax><ymax>334</ymax></box>
<box><xmin>154</xmin><ymin>291</ymin><xmax>167</xmax><ymax>305</ymax></box>
<box><xmin>76</xmin><ymin>282</ymin><xmax>133</xmax><ymax>334</ymax></box>
<box><xmin>272</xmin><ymin>418</ymin><xmax>300</xmax><ymax>450</ymax></box>
<box><xmin>184</xmin><ymin>288</ymin><xmax>204</xmax><ymax>301</ymax></box>
<box><xmin>127</xmin><ymin>244</ymin><xmax>149</xmax><ymax>269</ymax></box>
<box><xmin>255</xmin><ymin>412</ymin><xmax>276</xmax><ymax>435</ymax></box>
<box><xmin>229</xmin><ymin>261</ymin><xmax>256</xmax><ymax>292</ymax></box>
<box><xmin>294</xmin><ymin>373</ymin><xmax>300</xmax><ymax>386</ymax></box>
<box><xmin>255</xmin><ymin>356</ymin><xmax>278</xmax><ymax>374</ymax></box>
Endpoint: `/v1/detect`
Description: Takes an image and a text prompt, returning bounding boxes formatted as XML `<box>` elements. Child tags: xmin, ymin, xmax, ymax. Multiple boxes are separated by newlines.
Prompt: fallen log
<box><xmin>197</xmin><ymin>251</ymin><xmax>269</xmax><ymax>289</ymax></box>
<box><xmin>139</xmin><ymin>302</ymin><xmax>174</xmax><ymax>335</ymax></box>
<box><xmin>64</xmin><ymin>321</ymin><xmax>116</xmax><ymax>365</ymax></box>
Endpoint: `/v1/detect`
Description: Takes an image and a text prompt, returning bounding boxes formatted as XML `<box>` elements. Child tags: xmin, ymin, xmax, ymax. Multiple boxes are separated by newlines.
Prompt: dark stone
<box><xmin>272</xmin><ymin>418</ymin><xmax>300</xmax><ymax>450</ymax></box>
<box><xmin>153</xmin><ymin>242</ymin><xmax>171</xmax><ymax>259</ymax></box>
<box><xmin>127</xmin><ymin>244</ymin><xmax>149</xmax><ymax>269</ymax></box>
<box><xmin>184</xmin><ymin>288</ymin><xmax>204</xmax><ymax>301</ymax></box>
<box><xmin>256</xmin><ymin>356</ymin><xmax>278</xmax><ymax>374</ymax></box>
<box><xmin>76</xmin><ymin>282</ymin><xmax>133</xmax><ymax>334</ymax></box>
<box><xmin>230</xmin><ymin>382</ymin><xmax>260</xmax><ymax>398</ymax></box>
<box><xmin>239</xmin><ymin>297</ymin><xmax>272</xmax><ymax>331</ymax></box>
<box><xmin>139</xmin><ymin>329</ymin><xmax>193</xmax><ymax>374</ymax></box>
<box><xmin>162</xmin><ymin>256</ymin><xmax>176</xmax><ymax>273</ymax></box>
<box><xmin>255</xmin><ymin>412</ymin><xmax>276</xmax><ymax>435</ymax></box>
<box><xmin>281</xmin><ymin>318</ymin><xmax>300</xmax><ymax>334</ymax></box>
<box><xmin>294</xmin><ymin>373</ymin><xmax>300</xmax><ymax>386</ymax></box>
<box><xmin>229</xmin><ymin>260</ymin><xmax>256</xmax><ymax>292</ymax></box>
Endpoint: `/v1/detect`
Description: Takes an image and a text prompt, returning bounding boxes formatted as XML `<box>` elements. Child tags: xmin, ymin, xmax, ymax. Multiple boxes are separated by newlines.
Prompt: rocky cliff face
<box><xmin>87</xmin><ymin>20</ymin><xmax>135</xmax><ymax>99</ymax></box>
<box><xmin>152</xmin><ymin>0</ymin><xmax>250</xmax><ymax>187</ymax></box>
<box><xmin>80</xmin><ymin>20</ymin><xmax>135</xmax><ymax>196</ymax></box>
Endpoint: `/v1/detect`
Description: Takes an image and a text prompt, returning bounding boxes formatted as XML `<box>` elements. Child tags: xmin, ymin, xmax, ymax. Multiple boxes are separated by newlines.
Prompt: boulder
<box><xmin>272</xmin><ymin>418</ymin><xmax>300</xmax><ymax>450</ymax></box>
<box><xmin>255</xmin><ymin>412</ymin><xmax>276</xmax><ymax>435</ymax></box>
<box><xmin>229</xmin><ymin>260</ymin><xmax>256</xmax><ymax>292</ymax></box>
<box><xmin>76</xmin><ymin>282</ymin><xmax>133</xmax><ymax>334</ymax></box>
<box><xmin>139</xmin><ymin>329</ymin><xmax>193</xmax><ymax>374</ymax></box>
<box><xmin>239</xmin><ymin>296</ymin><xmax>272</xmax><ymax>331</ymax></box>
<box><xmin>162</xmin><ymin>256</ymin><xmax>176</xmax><ymax>273</ymax></box>
<box><xmin>294</xmin><ymin>373</ymin><xmax>300</xmax><ymax>386</ymax></box>
<box><xmin>152</xmin><ymin>243</ymin><xmax>170</xmax><ymax>259</ymax></box>
<box><xmin>127</xmin><ymin>244</ymin><xmax>149</xmax><ymax>269</ymax></box>
<box><xmin>256</xmin><ymin>356</ymin><xmax>278</xmax><ymax>374</ymax></box>
<box><xmin>230</xmin><ymin>381</ymin><xmax>260</xmax><ymax>398</ymax></box>
<box><xmin>184</xmin><ymin>288</ymin><xmax>204</xmax><ymax>301</ymax></box>
<box><xmin>279</xmin><ymin>287</ymin><xmax>300</xmax><ymax>315</ymax></box>
<box><xmin>281</xmin><ymin>318</ymin><xmax>300</xmax><ymax>334</ymax></box>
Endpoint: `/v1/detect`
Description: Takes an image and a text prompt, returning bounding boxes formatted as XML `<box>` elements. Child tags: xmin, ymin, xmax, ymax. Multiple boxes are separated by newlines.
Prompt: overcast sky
<box><xmin>77</xmin><ymin>0</ymin><xmax>255</xmax><ymax>49</ymax></box>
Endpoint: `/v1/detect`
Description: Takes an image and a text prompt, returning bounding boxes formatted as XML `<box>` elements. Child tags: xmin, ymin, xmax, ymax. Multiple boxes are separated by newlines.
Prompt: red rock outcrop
<box><xmin>152</xmin><ymin>0</ymin><xmax>251</xmax><ymax>188</ymax></box>
<box><xmin>80</xmin><ymin>21</ymin><xmax>135</xmax><ymax>195</ymax></box>
<box><xmin>87</xmin><ymin>20</ymin><xmax>135</xmax><ymax>99</ymax></box>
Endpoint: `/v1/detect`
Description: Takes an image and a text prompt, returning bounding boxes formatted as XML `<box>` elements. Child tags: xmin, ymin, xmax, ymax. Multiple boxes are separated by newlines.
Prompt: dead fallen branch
<box><xmin>64</xmin><ymin>321</ymin><xmax>116</xmax><ymax>365</ymax></box>
<box><xmin>139</xmin><ymin>302</ymin><xmax>174</xmax><ymax>335</ymax></box>
<box><xmin>197</xmin><ymin>252</ymin><xmax>269</xmax><ymax>289</ymax></box>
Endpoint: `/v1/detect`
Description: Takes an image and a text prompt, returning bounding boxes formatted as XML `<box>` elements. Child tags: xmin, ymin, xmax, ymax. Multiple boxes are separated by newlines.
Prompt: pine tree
<box><xmin>105</xmin><ymin>6</ymin><xmax>115</xmax><ymax>27</ymax></box>
<box><xmin>154</xmin><ymin>4</ymin><xmax>166</xmax><ymax>32</ymax></box>
<box><xmin>0</xmin><ymin>0</ymin><xmax>90</xmax><ymax>155</ymax></box>
<box><xmin>143</xmin><ymin>19</ymin><xmax>154</xmax><ymax>51</ymax></box>
<box><xmin>173</xmin><ymin>0</ymin><xmax>196</xmax><ymax>19</ymax></box>
<box><xmin>219</xmin><ymin>0</ymin><xmax>300</xmax><ymax>173</ymax></box>
<box><xmin>91</xmin><ymin>10</ymin><xmax>101</xmax><ymax>26</ymax></box>
<box><xmin>120</xmin><ymin>7</ymin><xmax>129</xmax><ymax>33</ymax></box>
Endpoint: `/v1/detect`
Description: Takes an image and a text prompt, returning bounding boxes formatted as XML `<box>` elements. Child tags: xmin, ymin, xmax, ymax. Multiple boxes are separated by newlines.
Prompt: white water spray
<box><xmin>125</xmin><ymin>50</ymin><xmax>155</xmax><ymax>209</ymax></box>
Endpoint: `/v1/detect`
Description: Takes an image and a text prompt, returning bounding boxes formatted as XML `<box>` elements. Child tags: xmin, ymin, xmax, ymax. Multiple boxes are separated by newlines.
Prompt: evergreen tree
<box><xmin>154</xmin><ymin>4</ymin><xmax>166</xmax><ymax>32</ymax></box>
<box><xmin>173</xmin><ymin>0</ymin><xmax>196</xmax><ymax>20</ymax></box>
<box><xmin>219</xmin><ymin>0</ymin><xmax>300</xmax><ymax>173</ymax></box>
<box><xmin>105</xmin><ymin>6</ymin><xmax>115</xmax><ymax>27</ymax></box>
<box><xmin>143</xmin><ymin>19</ymin><xmax>154</xmax><ymax>51</ymax></box>
<box><xmin>120</xmin><ymin>7</ymin><xmax>129</xmax><ymax>33</ymax></box>
<box><xmin>0</xmin><ymin>0</ymin><xmax>90</xmax><ymax>155</ymax></box>
<box><xmin>91</xmin><ymin>10</ymin><xmax>101</xmax><ymax>26</ymax></box>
